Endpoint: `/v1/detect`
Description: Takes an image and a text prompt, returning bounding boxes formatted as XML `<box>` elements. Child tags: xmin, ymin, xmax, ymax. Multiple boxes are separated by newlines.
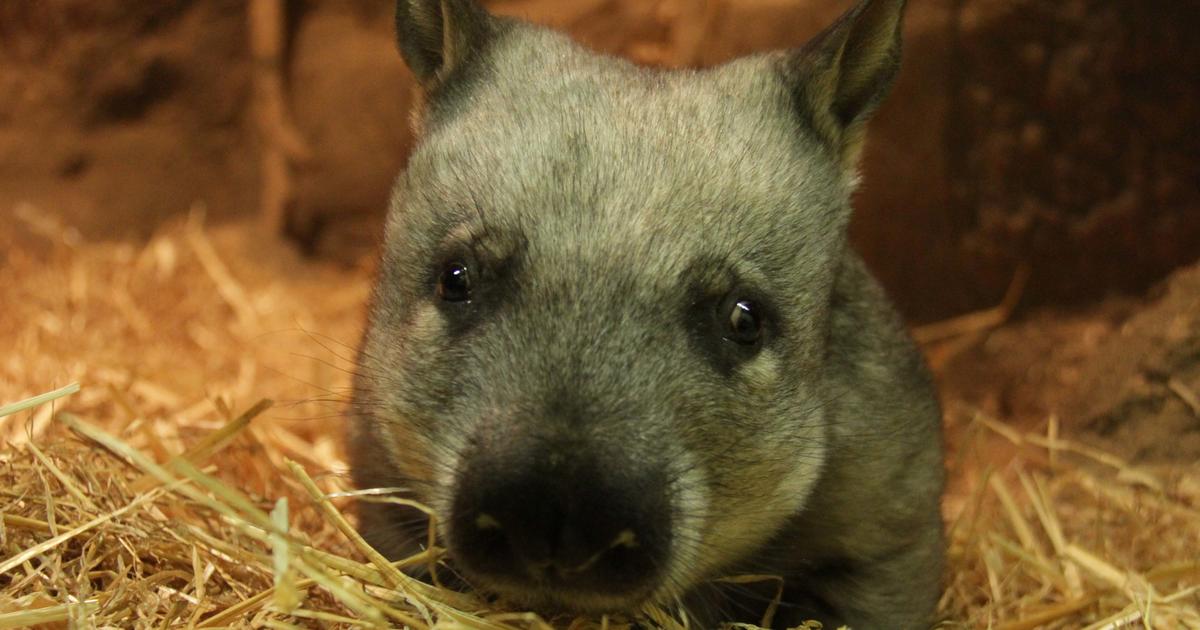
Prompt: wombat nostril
<box><xmin>556</xmin><ymin>528</ymin><xmax>641</xmax><ymax>576</ymax></box>
<box><xmin>474</xmin><ymin>513</ymin><xmax>502</xmax><ymax>530</ymax></box>
<box><xmin>448</xmin><ymin>449</ymin><xmax>671</xmax><ymax>598</ymax></box>
<box><xmin>612</xmin><ymin>529</ymin><xmax>638</xmax><ymax>549</ymax></box>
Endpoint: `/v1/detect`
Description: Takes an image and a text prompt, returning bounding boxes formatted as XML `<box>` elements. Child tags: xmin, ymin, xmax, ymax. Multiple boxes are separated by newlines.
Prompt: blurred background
<box><xmin>3</xmin><ymin>0</ymin><xmax>1197</xmax><ymax>323</ymax></box>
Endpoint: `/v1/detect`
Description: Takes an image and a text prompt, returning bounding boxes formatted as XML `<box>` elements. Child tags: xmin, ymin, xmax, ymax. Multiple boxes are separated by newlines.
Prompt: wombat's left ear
<box><xmin>395</xmin><ymin>0</ymin><xmax>496</xmax><ymax>89</ymax></box>
<box><xmin>783</xmin><ymin>0</ymin><xmax>906</xmax><ymax>172</ymax></box>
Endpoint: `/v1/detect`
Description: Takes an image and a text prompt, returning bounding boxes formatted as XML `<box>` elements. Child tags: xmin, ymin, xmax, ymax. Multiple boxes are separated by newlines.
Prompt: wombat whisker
<box><xmin>706</xmin><ymin>580</ymin><xmax>803</xmax><ymax>623</ymax></box>
<box><xmin>332</xmin><ymin>485</ymin><xmax>415</xmax><ymax>498</ymax></box>
<box><xmin>279</xmin><ymin>397</ymin><xmax>354</xmax><ymax>410</ymax></box>
<box><xmin>295</xmin><ymin>326</ymin><xmax>368</xmax><ymax>361</ymax></box>
<box><xmin>267</xmin><ymin>412</ymin><xmax>352</xmax><ymax>422</ymax></box>
<box><xmin>248</xmin><ymin>360</ymin><xmax>347</xmax><ymax>397</ymax></box>
<box><xmin>284</xmin><ymin>351</ymin><xmax>368</xmax><ymax>380</ymax></box>
<box><xmin>673</xmin><ymin>583</ymin><xmax>728</xmax><ymax>628</ymax></box>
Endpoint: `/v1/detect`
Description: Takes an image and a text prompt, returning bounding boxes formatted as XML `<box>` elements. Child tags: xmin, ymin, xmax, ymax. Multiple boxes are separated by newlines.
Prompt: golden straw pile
<box><xmin>1</xmin><ymin>209</ymin><xmax>1198</xmax><ymax>628</ymax></box>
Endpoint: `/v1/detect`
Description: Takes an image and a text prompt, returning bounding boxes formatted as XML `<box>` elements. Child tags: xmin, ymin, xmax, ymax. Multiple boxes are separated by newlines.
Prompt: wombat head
<box><xmin>351</xmin><ymin>0</ymin><xmax>907</xmax><ymax>614</ymax></box>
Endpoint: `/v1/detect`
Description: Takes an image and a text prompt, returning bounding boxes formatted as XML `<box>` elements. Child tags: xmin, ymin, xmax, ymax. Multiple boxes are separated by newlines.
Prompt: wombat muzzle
<box><xmin>448</xmin><ymin>441</ymin><xmax>673</xmax><ymax>599</ymax></box>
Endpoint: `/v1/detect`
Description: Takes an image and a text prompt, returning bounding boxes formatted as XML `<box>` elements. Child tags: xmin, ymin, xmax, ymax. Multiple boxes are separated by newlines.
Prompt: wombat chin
<box><xmin>474</xmin><ymin>581</ymin><xmax>660</xmax><ymax>618</ymax></box>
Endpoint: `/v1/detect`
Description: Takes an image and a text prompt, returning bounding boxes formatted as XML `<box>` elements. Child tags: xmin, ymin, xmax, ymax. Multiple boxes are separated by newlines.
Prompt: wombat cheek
<box><xmin>735</xmin><ymin>350</ymin><xmax>782</xmax><ymax>394</ymax></box>
<box><xmin>406</xmin><ymin>303</ymin><xmax>447</xmax><ymax>341</ymax></box>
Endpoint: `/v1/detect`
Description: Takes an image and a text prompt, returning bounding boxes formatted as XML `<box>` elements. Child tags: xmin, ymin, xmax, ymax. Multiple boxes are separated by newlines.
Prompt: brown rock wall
<box><xmin>2</xmin><ymin>0</ymin><xmax>1197</xmax><ymax>320</ymax></box>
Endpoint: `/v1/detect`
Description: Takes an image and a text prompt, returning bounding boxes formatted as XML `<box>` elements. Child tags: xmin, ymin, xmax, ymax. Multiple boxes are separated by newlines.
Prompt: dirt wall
<box><xmin>2</xmin><ymin>0</ymin><xmax>1197</xmax><ymax>321</ymax></box>
<box><xmin>0</xmin><ymin>2</ymin><xmax>256</xmax><ymax>236</ymax></box>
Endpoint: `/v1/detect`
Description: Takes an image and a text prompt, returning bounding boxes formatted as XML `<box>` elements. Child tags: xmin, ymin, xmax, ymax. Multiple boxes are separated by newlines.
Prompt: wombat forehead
<box><xmin>417</xmin><ymin>86</ymin><xmax>835</xmax><ymax>229</ymax></box>
<box><xmin>459</xmin><ymin>82</ymin><xmax>806</xmax><ymax>170</ymax></box>
<box><xmin>433</xmin><ymin>37</ymin><xmax>826</xmax><ymax>178</ymax></box>
<box><xmin>404</xmin><ymin>34</ymin><xmax>846</xmax><ymax>271</ymax></box>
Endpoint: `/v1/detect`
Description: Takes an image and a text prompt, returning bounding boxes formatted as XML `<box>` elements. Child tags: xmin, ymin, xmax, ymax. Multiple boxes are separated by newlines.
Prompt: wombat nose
<box><xmin>449</xmin><ymin>450</ymin><xmax>671</xmax><ymax>596</ymax></box>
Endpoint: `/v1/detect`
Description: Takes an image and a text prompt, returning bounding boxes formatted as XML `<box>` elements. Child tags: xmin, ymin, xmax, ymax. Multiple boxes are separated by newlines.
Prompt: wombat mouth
<box><xmin>472</xmin><ymin>578</ymin><xmax>660</xmax><ymax>617</ymax></box>
<box><xmin>447</xmin><ymin>522</ymin><xmax>669</xmax><ymax>615</ymax></box>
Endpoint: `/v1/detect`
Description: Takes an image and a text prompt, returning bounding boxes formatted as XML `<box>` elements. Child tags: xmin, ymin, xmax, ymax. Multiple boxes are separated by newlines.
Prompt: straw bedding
<box><xmin>2</xmin><ymin>210</ymin><xmax>1198</xmax><ymax>629</ymax></box>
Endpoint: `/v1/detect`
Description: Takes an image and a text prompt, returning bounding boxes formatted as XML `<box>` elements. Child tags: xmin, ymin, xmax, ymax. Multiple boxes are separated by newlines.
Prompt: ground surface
<box><xmin>2</xmin><ymin>211</ymin><xmax>1199</xmax><ymax>627</ymax></box>
<box><xmin>940</xmin><ymin>263</ymin><xmax>1200</xmax><ymax>463</ymax></box>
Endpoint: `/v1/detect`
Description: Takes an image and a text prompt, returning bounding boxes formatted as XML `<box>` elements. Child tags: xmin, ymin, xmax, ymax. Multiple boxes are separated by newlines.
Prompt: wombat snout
<box><xmin>448</xmin><ymin>442</ymin><xmax>673</xmax><ymax>598</ymax></box>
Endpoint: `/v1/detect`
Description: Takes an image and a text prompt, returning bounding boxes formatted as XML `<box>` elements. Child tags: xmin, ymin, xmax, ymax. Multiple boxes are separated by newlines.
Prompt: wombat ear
<box><xmin>395</xmin><ymin>0</ymin><xmax>495</xmax><ymax>88</ymax></box>
<box><xmin>784</xmin><ymin>0</ymin><xmax>906</xmax><ymax>172</ymax></box>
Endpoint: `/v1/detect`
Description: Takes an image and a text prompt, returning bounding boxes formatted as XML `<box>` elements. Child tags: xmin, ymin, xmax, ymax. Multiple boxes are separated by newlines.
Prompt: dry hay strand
<box><xmin>1</xmin><ymin>210</ymin><xmax>1198</xmax><ymax>628</ymax></box>
<box><xmin>940</xmin><ymin>411</ymin><xmax>1200</xmax><ymax>629</ymax></box>
<box><xmin>1</xmin><ymin>388</ymin><xmax>693</xmax><ymax>629</ymax></box>
<box><xmin>6</xmin><ymin>389</ymin><xmax>1198</xmax><ymax>628</ymax></box>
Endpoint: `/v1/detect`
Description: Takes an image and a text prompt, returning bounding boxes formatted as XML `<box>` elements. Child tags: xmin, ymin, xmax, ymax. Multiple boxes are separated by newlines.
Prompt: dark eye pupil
<box><xmin>727</xmin><ymin>299</ymin><xmax>761</xmax><ymax>344</ymax></box>
<box><xmin>437</xmin><ymin>262</ymin><xmax>471</xmax><ymax>302</ymax></box>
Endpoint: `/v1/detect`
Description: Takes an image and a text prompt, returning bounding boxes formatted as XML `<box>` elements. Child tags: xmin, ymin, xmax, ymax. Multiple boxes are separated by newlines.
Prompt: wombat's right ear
<box><xmin>395</xmin><ymin>0</ymin><xmax>495</xmax><ymax>89</ymax></box>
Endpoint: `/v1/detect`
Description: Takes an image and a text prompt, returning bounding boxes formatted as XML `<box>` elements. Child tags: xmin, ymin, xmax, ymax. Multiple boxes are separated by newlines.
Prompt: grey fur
<box><xmin>349</xmin><ymin>0</ymin><xmax>944</xmax><ymax>627</ymax></box>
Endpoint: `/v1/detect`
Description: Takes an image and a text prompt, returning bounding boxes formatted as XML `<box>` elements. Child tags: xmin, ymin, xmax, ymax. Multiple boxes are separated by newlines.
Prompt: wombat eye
<box><xmin>724</xmin><ymin>298</ymin><xmax>762</xmax><ymax>345</ymax></box>
<box><xmin>436</xmin><ymin>262</ymin><xmax>471</xmax><ymax>302</ymax></box>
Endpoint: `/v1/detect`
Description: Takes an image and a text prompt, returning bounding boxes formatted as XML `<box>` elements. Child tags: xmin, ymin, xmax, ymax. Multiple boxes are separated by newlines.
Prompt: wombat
<box><xmin>348</xmin><ymin>0</ymin><xmax>945</xmax><ymax>627</ymax></box>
